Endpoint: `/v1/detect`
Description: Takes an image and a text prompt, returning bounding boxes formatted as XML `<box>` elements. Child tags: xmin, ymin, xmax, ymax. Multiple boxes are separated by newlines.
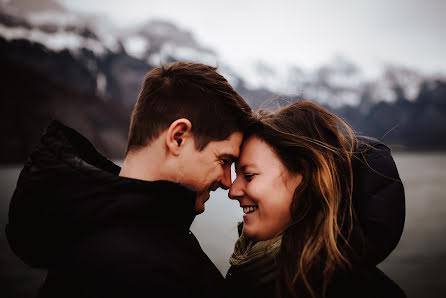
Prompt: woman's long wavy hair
<box><xmin>248</xmin><ymin>101</ymin><xmax>356</xmax><ymax>298</ymax></box>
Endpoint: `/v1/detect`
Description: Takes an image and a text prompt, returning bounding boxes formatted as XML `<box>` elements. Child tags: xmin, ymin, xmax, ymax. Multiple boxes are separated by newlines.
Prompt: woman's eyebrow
<box><xmin>235</xmin><ymin>164</ymin><xmax>255</xmax><ymax>174</ymax></box>
<box><xmin>234</xmin><ymin>164</ymin><xmax>245</xmax><ymax>174</ymax></box>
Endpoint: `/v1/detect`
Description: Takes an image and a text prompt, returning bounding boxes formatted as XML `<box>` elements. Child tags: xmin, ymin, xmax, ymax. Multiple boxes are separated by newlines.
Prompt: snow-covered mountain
<box><xmin>0</xmin><ymin>4</ymin><xmax>234</xmax><ymax>105</ymax></box>
<box><xmin>1</xmin><ymin>0</ymin><xmax>439</xmax><ymax>109</ymax></box>
<box><xmin>121</xmin><ymin>20</ymin><xmax>218</xmax><ymax>66</ymax></box>
<box><xmin>1</xmin><ymin>0</ymin><xmax>446</xmax><ymax>163</ymax></box>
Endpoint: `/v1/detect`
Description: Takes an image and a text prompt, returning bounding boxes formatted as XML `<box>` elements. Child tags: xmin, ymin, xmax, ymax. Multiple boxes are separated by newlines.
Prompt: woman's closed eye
<box><xmin>244</xmin><ymin>173</ymin><xmax>256</xmax><ymax>181</ymax></box>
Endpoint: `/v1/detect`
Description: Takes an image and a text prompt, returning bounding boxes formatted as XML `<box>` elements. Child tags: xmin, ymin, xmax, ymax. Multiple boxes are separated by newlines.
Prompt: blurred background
<box><xmin>0</xmin><ymin>0</ymin><xmax>445</xmax><ymax>297</ymax></box>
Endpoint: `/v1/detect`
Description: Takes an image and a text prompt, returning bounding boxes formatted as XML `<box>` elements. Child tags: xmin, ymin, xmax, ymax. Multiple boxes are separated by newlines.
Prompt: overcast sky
<box><xmin>59</xmin><ymin>0</ymin><xmax>446</xmax><ymax>77</ymax></box>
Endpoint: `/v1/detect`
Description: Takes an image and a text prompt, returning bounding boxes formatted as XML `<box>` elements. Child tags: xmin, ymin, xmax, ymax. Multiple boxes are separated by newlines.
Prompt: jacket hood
<box><xmin>233</xmin><ymin>136</ymin><xmax>405</xmax><ymax>267</ymax></box>
<box><xmin>6</xmin><ymin>120</ymin><xmax>197</xmax><ymax>268</ymax></box>
<box><xmin>351</xmin><ymin>136</ymin><xmax>405</xmax><ymax>265</ymax></box>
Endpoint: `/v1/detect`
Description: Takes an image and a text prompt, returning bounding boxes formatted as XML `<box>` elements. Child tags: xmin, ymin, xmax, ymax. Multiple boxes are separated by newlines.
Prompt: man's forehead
<box><xmin>215</xmin><ymin>131</ymin><xmax>243</xmax><ymax>158</ymax></box>
<box><xmin>229</xmin><ymin>131</ymin><xmax>244</xmax><ymax>143</ymax></box>
<box><xmin>226</xmin><ymin>131</ymin><xmax>243</xmax><ymax>154</ymax></box>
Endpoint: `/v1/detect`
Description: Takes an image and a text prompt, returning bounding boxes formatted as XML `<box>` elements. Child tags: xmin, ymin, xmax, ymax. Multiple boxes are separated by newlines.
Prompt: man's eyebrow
<box><xmin>220</xmin><ymin>154</ymin><xmax>237</xmax><ymax>163</ymax></box>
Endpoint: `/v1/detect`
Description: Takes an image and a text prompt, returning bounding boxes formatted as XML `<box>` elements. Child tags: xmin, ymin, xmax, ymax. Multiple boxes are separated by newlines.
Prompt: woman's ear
<box><xmin>165</xmin><ymin>118</ymin><xmax>192</xmax><ymax>156</ymax></box>
<box><xmin>287</xmin><ymin>173</ymin><xmax>303</xmax><ymax>193</ymax></box>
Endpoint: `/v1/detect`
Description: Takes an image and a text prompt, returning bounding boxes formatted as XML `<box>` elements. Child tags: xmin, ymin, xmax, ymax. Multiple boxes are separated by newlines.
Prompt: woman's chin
<box><xmin>243</xmin><ymin>226</ymin><xmax>279</xmax><ymax>241</ymax></box>
<box><xmin>242</xmin><ymin>226</ymin><xmax>256</xmax><ymax>240</ymax></box>
<box><xmin>242</xmin><ymin>228</ymin><xmax>264</xmax><ymax>241</ymax></box>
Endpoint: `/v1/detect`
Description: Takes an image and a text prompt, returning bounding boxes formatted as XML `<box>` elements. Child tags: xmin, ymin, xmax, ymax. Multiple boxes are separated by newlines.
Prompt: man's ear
<box><xmin>165</xmin><ymin>118</ymin><xmax>192</xmax><ymax>156</ymax></box>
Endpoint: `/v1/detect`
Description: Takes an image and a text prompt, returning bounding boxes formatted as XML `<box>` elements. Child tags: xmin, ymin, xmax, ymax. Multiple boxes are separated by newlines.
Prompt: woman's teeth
<box><xmin>243</xmin><ymin>206</ymin><xmax>258</xmax><ymax>214</ymax></box>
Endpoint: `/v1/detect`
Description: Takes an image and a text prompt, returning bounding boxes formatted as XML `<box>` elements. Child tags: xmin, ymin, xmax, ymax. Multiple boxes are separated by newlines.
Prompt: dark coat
<box><xmin>6</xmin><ymin>121</ymin><xmax>224</xmax><ymax>298</ymax></box>
<box><xmin>225</xmin><ymin>136</ymin><xmax>406</xmax><ymax>298</ymax></box>
<box><xmin>351</xmin><ymin>136</ymin><xmax>405</xmax><ymax>266</ymax></box>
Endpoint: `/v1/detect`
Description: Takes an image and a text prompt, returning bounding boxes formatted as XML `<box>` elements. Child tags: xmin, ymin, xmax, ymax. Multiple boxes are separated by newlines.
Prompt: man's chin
<box><xmin>194</xmin><ymin>204</ymin><xmax>205</xmax><ymax>214</ymax></box>
<box><xmin>194</xmin><ymin>192</ymin><xmax>210</xmax><ymax>214</ymax></box>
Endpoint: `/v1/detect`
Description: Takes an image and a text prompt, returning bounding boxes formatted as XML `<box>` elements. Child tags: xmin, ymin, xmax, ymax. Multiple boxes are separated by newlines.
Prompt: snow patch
<box><xmin>0</xmin><ymin>23</ymin><xmax>108</xmax><ymax>55</ymax></box>
<box><xmin>169</xmin><ymin>45</ymin><xmax>218</xmax><ymax>66</ymax></box>
<box><xmin>124</xmin><ymin>35</ymin><xmax>149</xmax><ymax>59</ymax></box>
<box><xmin>148</xmin><ymin>53</ymin><xmax>162</xmax><ymax>66</ymax></box>
<box><xmin>229</xmin><ymin>59</ymin><xmax>304</xmax><ymax>95</ymax></box>
<box><xmin>96</xmin><ymin>72</ymin><xmax>107</xmax><ymax>97</ymax></box>
<box><xmin>28</xmin><ymin>11</ymin><xmax>80</xmax><ymax>26</ymax></box>
<box><xmin>146</xmin><ymin>42</ymin><xmax>218</xmax><ymax>66</ymax></box>
<box><xmin>27</xmin><ymin>11</ymin><xmax>120</xmax><ymax>53</ymax></box>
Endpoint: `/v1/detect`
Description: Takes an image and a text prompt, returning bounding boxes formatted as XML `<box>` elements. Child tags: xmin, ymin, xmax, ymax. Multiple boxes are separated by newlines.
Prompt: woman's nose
<box><xmin>228</xmin><ymin>177</ymin><xmax>243</xmax><ymax>200</ymax></box>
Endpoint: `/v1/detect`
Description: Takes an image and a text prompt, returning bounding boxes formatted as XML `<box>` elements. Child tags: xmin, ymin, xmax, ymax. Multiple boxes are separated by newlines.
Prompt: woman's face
<box><xmin>229</xmin><ymin>136</ymin><xmax>302</xmax><ymax>241</ymax></box>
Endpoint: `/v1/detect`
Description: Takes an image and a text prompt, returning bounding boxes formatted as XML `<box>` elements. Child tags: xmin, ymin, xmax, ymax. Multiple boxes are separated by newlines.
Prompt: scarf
<box><xmin>228</xmin><ymin>234</ymin><xmax>282</xmax><ymax>287</ymax></box>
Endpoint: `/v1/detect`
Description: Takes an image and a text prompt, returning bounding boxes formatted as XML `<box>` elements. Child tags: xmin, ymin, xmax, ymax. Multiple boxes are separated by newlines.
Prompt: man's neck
<box><xmin>119</xmin><ymin>142</ymin><xmax>169</xmax><ymax>182</ymax></box>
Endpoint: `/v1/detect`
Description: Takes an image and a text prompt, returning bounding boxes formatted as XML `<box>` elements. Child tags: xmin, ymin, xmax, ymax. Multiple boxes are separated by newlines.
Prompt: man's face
<box><xmin>178</xmin><ymin>131</ymin><xmax>243</xmax><ymax>214</ymax></box>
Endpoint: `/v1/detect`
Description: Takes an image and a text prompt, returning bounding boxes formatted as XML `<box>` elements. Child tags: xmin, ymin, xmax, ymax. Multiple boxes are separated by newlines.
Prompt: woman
<box><xmin>226</xmin><ymin>101</ymin><xmax>405</xmax><ymax>298</ymax></box>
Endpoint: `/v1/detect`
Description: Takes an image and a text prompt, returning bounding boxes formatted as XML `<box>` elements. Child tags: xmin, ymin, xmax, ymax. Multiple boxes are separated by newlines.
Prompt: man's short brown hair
<box><xmin>127</xmin><ymin>62</ymin><xmax>253</xmax><ymax>153</ymax></box>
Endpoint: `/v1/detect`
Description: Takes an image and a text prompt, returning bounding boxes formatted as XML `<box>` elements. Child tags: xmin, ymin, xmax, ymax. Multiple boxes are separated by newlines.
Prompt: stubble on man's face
<box><xmin>186</xmin><ymin>132</ymin><xmax>243</xmax><ymax>214</ymax></box>
<box><xmin>194</xmin><ymin>191</ymin><xmax>210</xmax><ymax>214</ymax></box>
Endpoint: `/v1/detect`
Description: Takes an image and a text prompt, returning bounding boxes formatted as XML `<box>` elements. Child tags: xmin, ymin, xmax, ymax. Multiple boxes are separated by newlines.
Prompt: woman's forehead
<box><xmin>236</xmin><ymin>136</ymin><xmax>282</xmax><ymax>170</ymax></box>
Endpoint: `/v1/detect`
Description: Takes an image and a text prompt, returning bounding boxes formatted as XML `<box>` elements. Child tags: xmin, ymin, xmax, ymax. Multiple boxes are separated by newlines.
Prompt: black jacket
<box><xmin>226</xmin><ymin>136</ymin><xmax>406</xmax><ymax>298</ymax></box>
<box><xmin>6</xmin><ymin>121</ymin><xmax>224</xmax><ymax>298</ymax></box>
<box><xmin>351</xmin><ymin>137</ymin><xmax>405</xmax><ymax>266</ymax></box>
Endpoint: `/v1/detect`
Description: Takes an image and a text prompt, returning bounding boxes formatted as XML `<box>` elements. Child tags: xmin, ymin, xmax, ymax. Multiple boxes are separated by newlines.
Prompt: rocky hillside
<box><xmin>0</xmin><ymin>2</ymin><xmax>445</xmax><ymax>163</ymax></box>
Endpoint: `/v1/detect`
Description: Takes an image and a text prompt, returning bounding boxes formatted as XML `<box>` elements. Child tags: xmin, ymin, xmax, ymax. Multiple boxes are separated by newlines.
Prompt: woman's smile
<box><xmin>229</xmin><ymin>136</ymin><xmax>302</xmax><ymax>241</ymax></box>
<box><xmin>242</xmin><ymin>205</ymin><xmax>258</xmax><ymax>215</ymax></box>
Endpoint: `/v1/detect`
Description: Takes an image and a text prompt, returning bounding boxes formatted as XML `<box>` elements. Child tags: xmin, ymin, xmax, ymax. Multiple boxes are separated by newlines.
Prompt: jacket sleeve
<box><xmin>351</xmin><ymin>136</ymin><xmax>405</xmax><ymax>265</ymax></box>
<box><xmin>5</xmin><ymin>121</ymin><xmax>122</xmax><ymax>268</ymax></box>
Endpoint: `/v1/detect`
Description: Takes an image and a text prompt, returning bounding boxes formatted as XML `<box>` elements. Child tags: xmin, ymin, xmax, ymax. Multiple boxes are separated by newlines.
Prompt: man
<box><xmin>6</xmin><ymin>62</ymin><xmax>253</xmax><ymax>298</ymax></box>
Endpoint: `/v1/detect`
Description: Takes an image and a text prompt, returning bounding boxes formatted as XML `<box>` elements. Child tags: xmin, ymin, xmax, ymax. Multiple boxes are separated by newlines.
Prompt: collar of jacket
<box><xmin>6</xmin><ymin>120</ymin><xmax>198</xmax><ymax>268</ymax></box>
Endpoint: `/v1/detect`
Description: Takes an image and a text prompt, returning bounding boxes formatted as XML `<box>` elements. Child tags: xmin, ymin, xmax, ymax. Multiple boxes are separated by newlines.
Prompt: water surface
<box><xmin>1</xmin><ymin>153</ymin><xmax>445</xmax><ymax>297</ymax></box>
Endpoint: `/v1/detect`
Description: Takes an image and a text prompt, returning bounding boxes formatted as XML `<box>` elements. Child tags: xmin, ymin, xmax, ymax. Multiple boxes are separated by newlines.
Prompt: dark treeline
<box><xmin>334</xmin><ymin>79</ymin><xmax>446</xmax><ymax>150</ymax></box>
<box><xmin>1</xmin><ymin>14</ymin><xmax>445</xmax><ymax>164</ymax></box>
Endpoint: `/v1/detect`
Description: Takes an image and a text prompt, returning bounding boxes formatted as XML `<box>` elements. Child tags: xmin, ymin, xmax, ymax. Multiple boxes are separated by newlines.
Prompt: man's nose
<box><xmin>219</xmin><ymin>166</ymin><xmax>232</xmax><ymax>190</ymax></box>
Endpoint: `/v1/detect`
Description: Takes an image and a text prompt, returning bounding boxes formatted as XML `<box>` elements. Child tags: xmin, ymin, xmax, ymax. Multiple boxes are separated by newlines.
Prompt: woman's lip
<box><xmin>242</xmin><ymin>205</ymin><xmax>259</xmax><ymax>212</ymax></box>
<box><xmin>243</xmin><ymin>209</ymin><xmax>258</xmax><ymax>218</ymax></box>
